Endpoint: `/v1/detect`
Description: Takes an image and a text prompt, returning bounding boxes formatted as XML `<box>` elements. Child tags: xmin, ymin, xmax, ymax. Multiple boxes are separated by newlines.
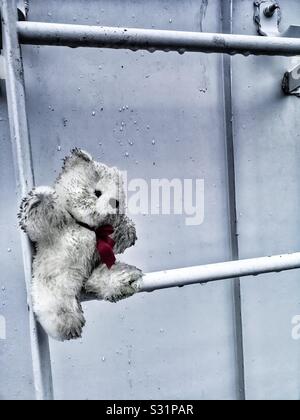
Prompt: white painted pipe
<box><xmin>18</xmin><ymin>21</ymin><xmax>300</xmax><ymax>57</ymax></box>
<box><xmin>138</xmin><ymin>252</ymin><xmax>300</xmax><ymax>292</ymax></box>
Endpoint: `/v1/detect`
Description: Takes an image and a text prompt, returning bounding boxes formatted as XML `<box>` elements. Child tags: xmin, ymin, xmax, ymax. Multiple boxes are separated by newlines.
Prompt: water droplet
<box><xmin>101</xmin><ymin>356</ymin><xmax>106</xmax><ymax>362</ymax></box>
<box><xmin>128</xmin><ymin>140</ymin><xmax>134</xmax><ymax>146</ymax></box>
<box><xmin>147</xmin><ymin>125</ymin><xmax>150</xmax><ymax>130</ymax></box>
<box><xmin>121</xmin><ymin>121</ymin><xmax>125</xmax><ymax>126</ymax></box>
<box><xmin>125</xmin><ymin>152</ymin><xmax>129</xmax><ymax>158</ymax></box>
<box><xmin>152</xmin><ymin>139</ymin><xmax>156</xmax><ymax>145</ymax></box>
<box><xmin>98</xmin><ymin>65</ymin><xmax>102</xmax><ymax>70</ymax></box>
<box><xmin>92</xmin><ymin>111</ymin><xmax>96</xmax><ymax>116</ymax></box>
<box><xmin>7</xmin><ymin>248</ymin><xmax>11</xmax><ymax>253</ymax></box>
<box><xmin>169</xmin><ymin>18</ymin><xmax>173</xmax><ymax>23</ymax></box>
<box><xmin>57</xmin><ymin>146</ymin><xmax>61</xmax><ymax>152</ymax></box>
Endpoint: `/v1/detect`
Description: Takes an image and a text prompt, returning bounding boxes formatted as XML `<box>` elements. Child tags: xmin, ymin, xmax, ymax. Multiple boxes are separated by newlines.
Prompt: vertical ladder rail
<box><xmin>0</xmin><ymin>0</ymin><xmax>53</xmax><ymax>400</ymax></box>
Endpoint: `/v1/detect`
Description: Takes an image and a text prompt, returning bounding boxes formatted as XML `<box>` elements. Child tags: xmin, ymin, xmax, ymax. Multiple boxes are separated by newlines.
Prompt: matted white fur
<box><xmin>19</xmin><ymin>149</ymin><xmax>142</xmax><ymax>341</ymax></box>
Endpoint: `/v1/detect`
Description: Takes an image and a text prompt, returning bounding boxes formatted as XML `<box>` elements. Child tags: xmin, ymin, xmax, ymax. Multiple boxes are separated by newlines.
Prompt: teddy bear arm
<box><xmin>19</xmin><ymin>186</ymin><xmax>67</xmax><ymax>242</ymax></box>
<box><xmin>112</xmin><ymin>215</ymin><xmax>138</xmax><ymax>254</ymax></box>
<box><xmin>84</xmin><ymin>262</ymin><xmax>142</xmax><ymax>302</ymax></box>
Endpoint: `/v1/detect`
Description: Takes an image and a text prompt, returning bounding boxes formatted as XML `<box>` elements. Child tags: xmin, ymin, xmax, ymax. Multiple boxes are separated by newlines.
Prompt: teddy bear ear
<box><xmin>62</xmin><ymin>148</ymin><xmax>93</xmax><ymax>171</ymax></box>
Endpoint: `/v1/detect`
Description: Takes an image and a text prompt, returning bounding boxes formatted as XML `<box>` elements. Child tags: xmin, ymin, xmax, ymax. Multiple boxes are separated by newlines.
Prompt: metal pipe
<box><xmin>138</xmin><ymin>252</ymin><xmax>300</xmax><ymax>292</ymax></box>
<box><xmin>1</xmin><ymin>0</ymin><xmax>53</xmax><ymax>401</ymax></box>
<box><xmin>17</xmin><ymin>21</ymin><xmax>300</xmax><ymax>56</ymax></box>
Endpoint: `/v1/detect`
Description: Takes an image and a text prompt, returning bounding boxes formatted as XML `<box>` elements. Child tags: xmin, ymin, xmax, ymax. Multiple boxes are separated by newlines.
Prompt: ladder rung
<box><xmin>17</xmin><ymin>21</ymin><xmax>300</xmax><ymax>57</ymax></box>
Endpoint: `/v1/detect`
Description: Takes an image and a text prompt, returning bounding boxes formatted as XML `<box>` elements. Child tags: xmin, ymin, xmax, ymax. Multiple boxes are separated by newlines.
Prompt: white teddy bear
<box><xmin>19</xmin><ymin>149</ymin><xmax>143</xmax><ymax>341</ymax></box>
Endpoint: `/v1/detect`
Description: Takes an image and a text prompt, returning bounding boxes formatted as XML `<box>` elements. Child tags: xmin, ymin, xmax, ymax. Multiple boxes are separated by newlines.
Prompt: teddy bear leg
<box><xmin>33</xmin><ymin>287</ymin><xmax>86</xmax><ymax>341</ymax></box>
<box><xmin>84</xmin><ymin>262</ymin><xmax>142</xmax><ymax>303</ymax></box>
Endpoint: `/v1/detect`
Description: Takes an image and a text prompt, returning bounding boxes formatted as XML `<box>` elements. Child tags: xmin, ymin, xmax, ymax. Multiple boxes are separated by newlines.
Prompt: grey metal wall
<box><xmin>1</xmin><ymin>0</ymin><xmax>300</xmax><ymax>400</ymax></box>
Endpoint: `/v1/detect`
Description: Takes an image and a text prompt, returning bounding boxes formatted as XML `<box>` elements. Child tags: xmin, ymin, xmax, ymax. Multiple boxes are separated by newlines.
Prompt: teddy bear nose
<box><xmin>109</xmin><ymin>198</ymin><xmax>120</xmax><ymax>209</ymax></box>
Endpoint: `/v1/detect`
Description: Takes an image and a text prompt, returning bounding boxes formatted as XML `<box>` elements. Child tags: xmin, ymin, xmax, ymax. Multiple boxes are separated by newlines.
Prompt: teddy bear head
<box><xmin>55</xmin><ymin>149</ymin><xmax>125</xmax><ymax>229</ymax></box>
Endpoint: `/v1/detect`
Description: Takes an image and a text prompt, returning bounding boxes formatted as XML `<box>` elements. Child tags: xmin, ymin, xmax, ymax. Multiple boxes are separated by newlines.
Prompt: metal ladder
<box><xmin>2</xmin><ymin>0</ymin><xmax>300</xmax><ymax>400</ymax></box>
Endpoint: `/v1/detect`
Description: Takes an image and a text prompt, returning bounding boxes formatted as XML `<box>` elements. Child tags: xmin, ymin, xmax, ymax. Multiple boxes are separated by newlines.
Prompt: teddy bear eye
<box><xmin>94</xmin><ymin>190</ymin><xmax>102</xmax><ymax>198</ymax></box>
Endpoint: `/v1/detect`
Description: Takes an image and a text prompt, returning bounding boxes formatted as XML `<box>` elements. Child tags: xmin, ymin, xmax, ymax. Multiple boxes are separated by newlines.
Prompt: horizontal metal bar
<box><xmin>138</xmin><ymin>252</ymin><xmax>300</xmax><ymax>292</ymax></box>
<box><xmin>81</xmin><ymin>252</ymin><xmax>300</xmax><ymax>301</ymax></box>
<box><xmin>17</xmin><ymin>21</ymin><xmax>300</xmax><ymax>56</ymax></box>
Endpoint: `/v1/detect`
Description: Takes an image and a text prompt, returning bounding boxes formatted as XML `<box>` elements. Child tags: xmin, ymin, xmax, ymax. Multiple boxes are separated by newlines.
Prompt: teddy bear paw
<box><xmin>114</xmin><ymin>224</ymin><xmax>137</xmax><ymax>254</ymax></box>
<box><xmin>127</xmin><ymin>225</ymin><xmax>137</xmax><ymax>247</ymax></box>
<box><xmin>105</xmin><ymin>264</ymin><xmax>142</xmax><ymax>303</ymax></box>
<box><xmin>55</xmin><ymin>309</ymin><xmax>86</xmax><ymax>341</ymax></box>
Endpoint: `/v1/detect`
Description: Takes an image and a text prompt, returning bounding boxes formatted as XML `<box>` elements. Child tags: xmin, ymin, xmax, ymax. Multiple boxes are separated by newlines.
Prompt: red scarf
<box><xmin>95</xmin><ymin>225</ymin><xmax>116</xmax><ymax>269</ymax></box>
